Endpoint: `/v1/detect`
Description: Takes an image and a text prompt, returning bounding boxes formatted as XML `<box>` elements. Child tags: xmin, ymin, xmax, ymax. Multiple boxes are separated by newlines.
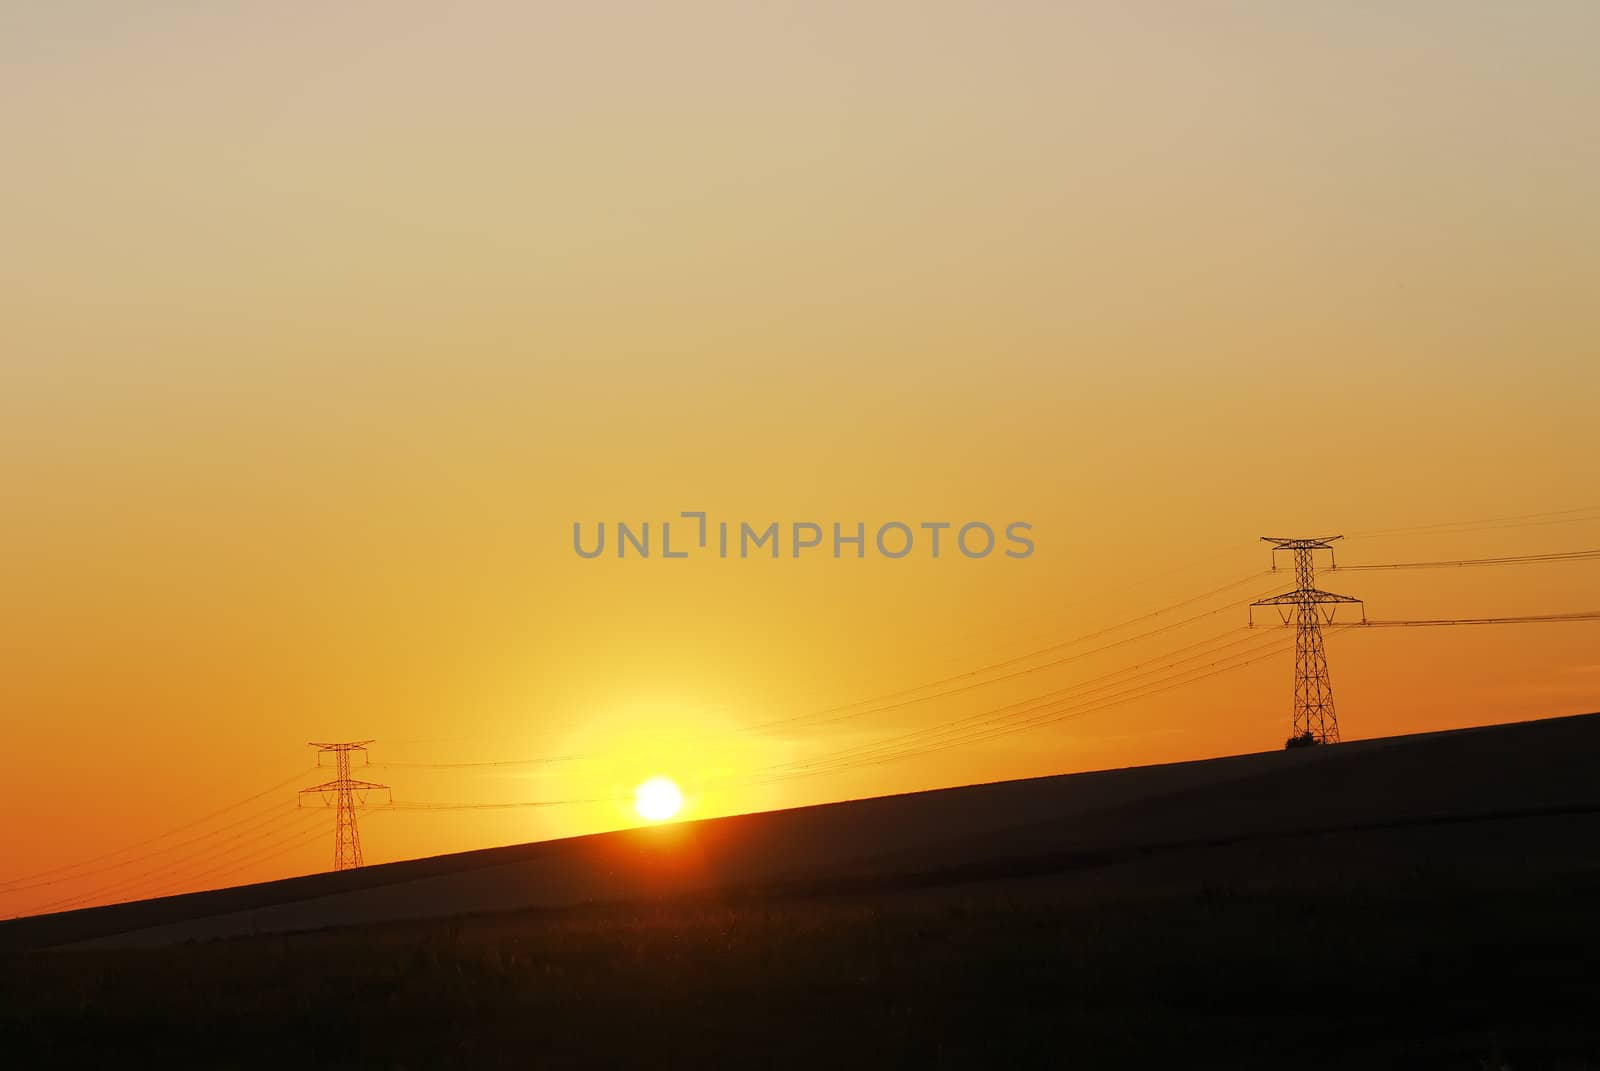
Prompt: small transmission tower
<box><xmin>300</xmin><ymin>741</ymin><xmax>391</xmax><ymax>871</ymax></box>
<box><xmin>1250</xmin><ymin>537</ymin><xmax>1365</xmax><ymax>747</ymax></box>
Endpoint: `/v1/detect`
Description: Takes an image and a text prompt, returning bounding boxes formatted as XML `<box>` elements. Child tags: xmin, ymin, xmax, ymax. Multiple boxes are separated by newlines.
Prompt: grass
<box><xmin>4</xmin><ymin>881</ymin><xmax>1599</xmax><ymax>1069</ymax></box>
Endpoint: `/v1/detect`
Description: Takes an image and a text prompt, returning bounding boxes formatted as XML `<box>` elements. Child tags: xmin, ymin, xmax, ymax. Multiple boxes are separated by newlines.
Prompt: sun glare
<box><xmin>634</xmin><ymin>776</ymin><xmax>683</xmax><ymax>822</ymax></box>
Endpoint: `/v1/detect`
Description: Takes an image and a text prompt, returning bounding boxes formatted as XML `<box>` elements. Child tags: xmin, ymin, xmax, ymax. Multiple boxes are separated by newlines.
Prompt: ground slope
<box><xmin>4</xmin><ymin>711</ymin><xmax>1598</xmax><ymax>953</ymax></box>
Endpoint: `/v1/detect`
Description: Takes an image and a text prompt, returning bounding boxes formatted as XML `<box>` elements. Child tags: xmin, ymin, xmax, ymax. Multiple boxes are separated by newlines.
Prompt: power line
<box><xmin>131</xmin><ymin>812</ymin><xmax>334</xmax><ymax>904</ymax></box>
<box><xmin>341</xmin><ymin>574</ymin><xmax>1365</xmax><ymax>812</ymax></box>
<box><xmin>751</xmin><ymin>628</ymin><xmax>1286</xmax><ymax>777</ymax></box>
<box><xmin>28</xmin><ymin>591</ymin><xmax>1587</xmax><ymax>907</ymax></box>
<box><xmin>59</xmin><ymin>811</ymin><xmax>326</xmax><ymax>913</ymax></box>
<box><xmin>0</xmin><ymin>767</ymin><xmax>315</xmax><ymax>893</ymax></box>
<box><xmin>1350</xmin><ymin>505</ymin><xmax>1600</xmax><ymax>539</ymax></box>
<box><xmin>374</xmin><ymin>570</ymin><xmax>1276</xmax><ymax>771</ymax></box>
<box><xmin>1334</xmin><ymin>549</ymin><xmax>1600</xmax><ymax>572</ymax></box>
<box><xmin>0</xmin><ymin>793</ymin><xmax>309</xmax><ymax>897</ymax></box>
<box><xmin>663</xmin><ymin>626</ymin><xmax>1306</xmax><ymax>790</ymax></box>
<box><xmin>25</xmin><ymin>514</ymin><xmax>1600</xmax><ymax>913</ymax></box>
<box><xmin>43</xmin><ymin>559</ymin><xmax>1591</xmax><ymax>901</ymax></box>
<box><xmin>743</xmin><ymin>572</ymin><xmax>1276</xmax><ymax>735</ymax></box>
<box><xmin>376</xmin><ymin>549</ymin><xmax>1267</xmax><ymax>752</ymax></box>
<box><xmin>738</xmin><ymin>631</ymin><xmax>1315</xmax><ymax>782</ymax></box>
<box><xmin>377</xmin><ymin>639</ymin><xmax>1292</xmax><ymax>813</ymax></box>
<box><xmin>387</xmin><ymin>796</ymin><xmax>622</xmax><ymax>811</ymax></box>
<box><xmin>916</xmin><ymin>544</ymin><xmax>1258</xmax><ymax>661</ymax></box>
<box><xmin>379</xmin><ymin>628</ymin><xmax>1303</xmax><ymax>812</ymax></box>
<box><xmin>9</xmin><ymin>580</ymin><xmax>1286</xmax><ymax>904</ymax></box>
<box><xmin>26</xmin><ymin>808</ymin><xmax>320</xmax><ymax>915</ymax></box>
<box><xmin>1355</xmin><ymin>612</ymin><xmax>1600</xmax><ymax>628</ymax></box>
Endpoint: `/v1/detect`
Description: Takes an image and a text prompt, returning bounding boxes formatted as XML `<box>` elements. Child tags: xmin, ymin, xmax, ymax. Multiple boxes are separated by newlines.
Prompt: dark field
<box><xmin>4</xmin><ymin>881</ymin><xmax>1600</xmax><ymax>1068</ymax></box>
<box><xmin>5</xmin><ymin>714</ymin><xmax>1600</xmax><ymax>1068</ymax></box>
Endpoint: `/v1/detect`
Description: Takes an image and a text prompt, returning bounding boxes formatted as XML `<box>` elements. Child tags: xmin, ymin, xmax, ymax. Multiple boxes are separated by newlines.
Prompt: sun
<box><xmin>634</xmin><ymin>776</ymin><xmax>683</xmax><ymax>822</ymax></box>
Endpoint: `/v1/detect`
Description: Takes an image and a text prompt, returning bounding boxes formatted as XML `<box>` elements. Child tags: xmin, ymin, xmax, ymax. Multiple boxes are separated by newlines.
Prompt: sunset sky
<box><xmin>3</xmin><ymin>2</ymin><xmax>1598</xmax><ymax>915</ymax></box>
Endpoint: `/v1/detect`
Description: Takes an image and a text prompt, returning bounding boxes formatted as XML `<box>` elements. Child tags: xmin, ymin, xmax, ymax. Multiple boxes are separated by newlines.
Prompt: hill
<box><xmin>5</xmin><ymin>710</ymin><xmax>1599</xmax><ymax>952</ymax></box>
<box><xmin>7</xmin><ymin>711</ymin><xmax>1600</xmax><ymax>1067</ymax></box>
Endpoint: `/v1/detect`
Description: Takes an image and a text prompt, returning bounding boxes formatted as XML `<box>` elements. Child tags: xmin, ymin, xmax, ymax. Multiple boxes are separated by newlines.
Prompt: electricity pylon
<box><xmin>300</xmin><ymin>741</ymin><xmax>391</xmax><ymax>871</ymax></box>
<box><xmin>1249</xmin><ymin>537</ymin><xmax>1365</xmax><ymax>747</ymax></box>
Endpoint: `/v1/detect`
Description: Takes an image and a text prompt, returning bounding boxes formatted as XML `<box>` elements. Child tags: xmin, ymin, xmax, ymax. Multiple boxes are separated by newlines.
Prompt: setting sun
<box><xmin>634</xmin><ymin>777</ymin><xmax>683</xmax><ymax>822</ymax></box>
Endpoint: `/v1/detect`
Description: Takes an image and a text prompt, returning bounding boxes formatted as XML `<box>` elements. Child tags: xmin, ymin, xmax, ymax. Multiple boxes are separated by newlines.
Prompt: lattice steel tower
<box><xmin>1249</xmin><ymin>537</ymin><xmax>1365</xmax><ymax>746</ymax></box>
<box><xmin>300</xmin><ymin>741</ymin><xmax>391</xmax><ymax>871</ymax></box>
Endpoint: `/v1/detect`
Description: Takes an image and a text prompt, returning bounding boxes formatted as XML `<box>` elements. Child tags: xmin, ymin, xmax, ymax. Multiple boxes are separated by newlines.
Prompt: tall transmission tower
<box><xmin>300</xmin><ymin>741</ymin><xmax>391</xmax><ymax>871</ymax></box>
<box><xmin>1249</xmin><ymin>537</ymin><xmax>1365</xmax><ymax>747</ymax></box>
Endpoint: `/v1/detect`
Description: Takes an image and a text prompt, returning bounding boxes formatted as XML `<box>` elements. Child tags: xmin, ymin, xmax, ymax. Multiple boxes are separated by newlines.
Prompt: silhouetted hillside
<box><xmin>5</xmin><ymin>711</ymin><xmax>1598</xmax><ymax>953</ymax></box>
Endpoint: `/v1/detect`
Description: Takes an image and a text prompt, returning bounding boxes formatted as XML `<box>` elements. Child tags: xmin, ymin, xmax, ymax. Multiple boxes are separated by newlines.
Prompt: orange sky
<box><xmin>3</xmin><ymin>2</ymin><xmax>1598</xmax><ymax>916</ymax></box>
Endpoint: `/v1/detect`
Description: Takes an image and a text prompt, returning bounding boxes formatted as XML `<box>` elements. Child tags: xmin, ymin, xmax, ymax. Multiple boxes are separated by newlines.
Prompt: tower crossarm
<box><xmin>297</xmin><ymin>778</ymin><xmax>391</xmax><ymax>797</ymax></box>
<box><xmin>1251</xmin><ymin>589</ymin><xmax>1364</xmax><ymax>607</ymax></box>
<box><xmin>1260</xmin><ymin>536</ymin><xmax>1343</xmax><ymax>549</ymax></box>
